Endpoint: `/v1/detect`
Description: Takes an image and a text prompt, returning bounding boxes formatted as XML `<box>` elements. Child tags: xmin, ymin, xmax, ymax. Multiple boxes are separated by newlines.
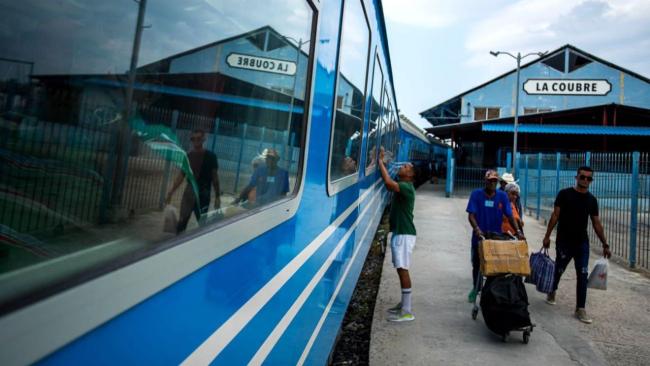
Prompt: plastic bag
<box><xmin>587</xmin><ymin>257</ymin><xmax>608</xmax><ymax>290</ymax></box>
<box><xmin>528</xmin><ymin>248</ymin><xmax>555</xmax><ymax>294</ymax></box>
<box><xmin>163</xmin><ymin>205</ymin><xmax>178</xmax><ymax>233</ymax></box>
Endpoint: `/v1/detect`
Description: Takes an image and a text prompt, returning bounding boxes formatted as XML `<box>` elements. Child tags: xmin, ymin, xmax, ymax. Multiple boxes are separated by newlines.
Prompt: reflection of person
<box><xmin>236</xmin><ymin>148</ymin><xmax>289</xmax><ymax>206</ymax></box>
<box><xmin>166</xmin><ymin>129</ymin><xmax>220</xmax><ymax>233</ymax></box>
<box><xmin>378</xmin><ymin>148</ymin><xmax>417</xmax><ymax>322</ymax></box>
<box><xmin>236</xmin><ymin>154</ymin><xmax>266</xmax><ymax>205</ymax></box>
<box><xmin>341</xmin><ymin>156</ymin><xmax>357</xmax><ymax>174</ymax></box>
<box><xmin>342</xmin><ymin>130</ymin><xmax>360</xmax><ymax>174</ymax></box>
<box><xmin>466</xmin><ymin>170</ymin><xmax>525</xmax><ymax>303</ymax></box>
<box><xmin>543</xmin><ymin>166</ymin><xmax>611</xmax><ymax>324</ymax></box>
<box><xmin>367</xmin><ymin>146</ymin><xmax>377</xmax><ymax>168</ymax></box>
<box><xmin>501</xmin><ymin>183</ymin><xmax>523</xmax><ymax>235</ymax></box>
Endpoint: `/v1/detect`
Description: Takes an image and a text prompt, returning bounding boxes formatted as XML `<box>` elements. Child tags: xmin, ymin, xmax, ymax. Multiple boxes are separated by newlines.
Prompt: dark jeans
<box><xmin>471</xmin><ymin>243</ymin><xmax>483</xmax><ymax>291</ymax></box>
<box><xmin>552</xmin><ymin>240</ymin><xmax>590</xmax><ymax>309</ymax></box>
<box><xmin>177</xmin><ymin>191</ymin><xmax>210</xmax><ymax>233</ymax></box>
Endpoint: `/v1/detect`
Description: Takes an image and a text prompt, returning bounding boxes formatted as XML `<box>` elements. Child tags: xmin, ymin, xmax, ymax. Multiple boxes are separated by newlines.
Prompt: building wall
<box><xmin>166</xmin><ymin>32</ymin><xmax>309</xmax><ymax>101</ymax></box>
<box><xmin>459</xmin><ymin>48</ymin><xmax>650</xmax><ymax>123</ymax></box>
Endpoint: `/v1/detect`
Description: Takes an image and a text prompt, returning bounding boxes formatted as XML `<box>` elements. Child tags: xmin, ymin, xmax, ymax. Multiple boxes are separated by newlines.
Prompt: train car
<box><xmin>0</xmin><ymin>1</ymin><xmax>431</xmax><ymax>364</ymax></box>
<box><xmin>399</xmin><ymin>117</ymin><xmax>450</xmax><ymax>186</ymax></box>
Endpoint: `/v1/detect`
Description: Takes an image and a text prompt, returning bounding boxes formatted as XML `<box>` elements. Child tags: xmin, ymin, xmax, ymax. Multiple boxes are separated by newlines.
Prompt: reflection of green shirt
<box><xmin>389</xmin><ymin>182</ymin><xmax>416</xmax><ymax>235</ymax></box>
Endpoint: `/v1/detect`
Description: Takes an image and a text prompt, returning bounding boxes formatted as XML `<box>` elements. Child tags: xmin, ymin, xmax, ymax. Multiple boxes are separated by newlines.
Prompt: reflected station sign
<box><xmin>226</xmin><ymin>53</ymin><xmax>297</xmax><ymax>76</ymax></box>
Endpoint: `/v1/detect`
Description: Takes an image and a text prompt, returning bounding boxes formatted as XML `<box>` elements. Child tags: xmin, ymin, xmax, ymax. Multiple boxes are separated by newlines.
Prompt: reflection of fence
<box><xmin>0</xmin><ymin>104</ymin><xmax>300</xmax><ymax>237</ymax></box>
<box><xmin>450</xmin><ymin>151</ymin><xmax>650</xmax><ymax>271</ymax></box>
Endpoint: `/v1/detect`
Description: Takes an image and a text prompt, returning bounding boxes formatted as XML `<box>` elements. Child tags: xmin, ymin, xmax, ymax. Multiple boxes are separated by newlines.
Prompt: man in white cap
<box><xmin>499</xmin><ymin>172</ymin><xmax>516</xmax><ymax>191</ymax></box>
<box><xmin>236</xmin><ymin>148</ymin><xmax>289</xmax><ymax>206</ymax></box>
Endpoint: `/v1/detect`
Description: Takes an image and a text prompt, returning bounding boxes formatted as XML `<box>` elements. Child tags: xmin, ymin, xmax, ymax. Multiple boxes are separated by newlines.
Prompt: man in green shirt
<box><xmin>379</xmin><ymin>149</ymin><xmax>417</xmax><ymax>322</ymax></box>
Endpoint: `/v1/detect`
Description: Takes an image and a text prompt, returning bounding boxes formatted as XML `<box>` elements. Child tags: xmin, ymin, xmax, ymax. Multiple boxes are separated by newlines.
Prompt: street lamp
<box><xmin>282</xmin><ymin>36</ymin><xmax>310</xmax><ymax>135</ymax></box>
<box><xmin>490</xmin><ymin>49</ymin><xmax>547</xmax><ymax>177</ymax></box>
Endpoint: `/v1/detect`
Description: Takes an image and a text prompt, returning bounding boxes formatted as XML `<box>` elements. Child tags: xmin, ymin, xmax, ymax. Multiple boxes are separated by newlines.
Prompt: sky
<box><xmin>0</xmin><ymin>0</ymin><xmax>312</xmax><ymax>75</ymax></box>
<box><xmin>383</xmin><ymin>0</ymin><xmax>650</xmax><ymax>129</ymax></box>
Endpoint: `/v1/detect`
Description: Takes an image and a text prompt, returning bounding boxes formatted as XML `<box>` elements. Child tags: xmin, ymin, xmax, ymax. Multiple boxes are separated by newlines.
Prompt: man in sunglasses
<box><xmin>466</xmin><ymin>169</ymin><xmax>525</xmax><ymax>303</ymax></box>
<box><xmin>166</xmin><ymin>129</ymin><xmax>221</xmax><ymax>233</ymax></box>
<box><xmin>543</xmin><ymin>166</ymin><xmax>611</xmax><ymax>324</ymax></box>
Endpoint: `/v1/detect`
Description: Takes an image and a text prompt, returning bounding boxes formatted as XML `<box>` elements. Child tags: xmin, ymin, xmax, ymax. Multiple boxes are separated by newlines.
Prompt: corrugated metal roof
<box><xmin>482</xmin><ymin>124</ymin><xmax>650</xmax><ymax>136</ymax></box>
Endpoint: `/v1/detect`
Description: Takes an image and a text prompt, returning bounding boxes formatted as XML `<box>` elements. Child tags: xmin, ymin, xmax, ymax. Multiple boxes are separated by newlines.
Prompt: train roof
<box><xmin>400</xmin><ymin>115</ymin><xmax>448</xmax><ymax>147</ymax></box>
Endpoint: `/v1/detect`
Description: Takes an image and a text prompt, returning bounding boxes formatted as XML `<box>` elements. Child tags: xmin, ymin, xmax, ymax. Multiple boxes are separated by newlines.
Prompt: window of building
<box><xmin>329</xmin><ymin>0</ymin><xmax>370</xmax><ymax>185</ymax></box>
<box><xmin>0</xmin><ymin>0</ymin><xmax>315</xmax><ymax>308</ymax></box>
<box><xmin>365</xmin><ymin>55</ymin><xmax>383</xmax><ymax>174</ymax></box>
<box><xmin>247</xmin><ymin>31</ymin><xmax>267</xmax><ymax>51</ymax></box>
<box><xmin>266</xmin><ymin>31</ymin><xmax>287</xmax><ymax>51</ymax></box>
<box><xmin>568</xmin><ymin>51</ymin><xmax>592</xmax><ymax>72</ymax></box>
<box><xmin>474</xmin><ymin>107</ymin><xmax>500</xmax><ymax>121</ymax></box>
<box><xmin>542</xmin><ymin>51</ymin><xmax>565</xmax><ymax>72</ymax></box>
<box><xmin>524</xmin><ymin>107</ymin><xmax>553</xmax><ymax>115</ymax></box>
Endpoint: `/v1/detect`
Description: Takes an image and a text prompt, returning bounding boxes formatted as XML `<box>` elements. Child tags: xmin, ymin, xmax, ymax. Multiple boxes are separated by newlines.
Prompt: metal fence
<box><xmin>450</xmin><ymin>151</ymin><xmax>650</xmax><ymax>270</ymax></box>
<box><xmin>0</xmin><ymin>104</ymin><xmax>299</xmax><ymax>236</ymax></box>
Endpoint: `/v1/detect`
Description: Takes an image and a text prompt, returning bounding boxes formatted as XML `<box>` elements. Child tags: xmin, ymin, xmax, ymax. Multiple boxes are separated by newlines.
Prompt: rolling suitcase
<box><xmin>479</xmin><ymin>274</ymin><xmax>534</xmax><ymax>343</ymax></box>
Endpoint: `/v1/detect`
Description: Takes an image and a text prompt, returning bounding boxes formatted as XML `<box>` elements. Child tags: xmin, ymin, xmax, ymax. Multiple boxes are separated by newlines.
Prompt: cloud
<box><xmin>463</xmin><ymin>0</ymin><xmax>650</xmax><ymax>77</ymax></box>
<box><xmin>383</xmin><ymin>0</ymin><xmax>462</xmax><ymax>28</ymax></box>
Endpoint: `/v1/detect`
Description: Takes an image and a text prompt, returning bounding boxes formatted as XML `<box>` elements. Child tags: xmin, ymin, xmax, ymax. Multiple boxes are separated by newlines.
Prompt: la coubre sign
<box><xmin>523</xmin><ymin>79</ymin><xmax>612</xmax><ymax>96</ymax></box>
<box><xmin>226</xmin><ymin>53</ymin><xmax>297</xmax><ymax>76</ymax></box>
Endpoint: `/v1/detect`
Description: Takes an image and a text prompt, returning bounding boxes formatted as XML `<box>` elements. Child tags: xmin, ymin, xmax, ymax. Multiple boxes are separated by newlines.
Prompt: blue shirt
<box><xmin>248</xmin><ymin>166</ymin><xmax>289</xmax><ymax>205</ymax></box>
<box><xmin>466</xmin><ymin>189</ymin><xmax>513</xmax><ymax>245</ymax></box>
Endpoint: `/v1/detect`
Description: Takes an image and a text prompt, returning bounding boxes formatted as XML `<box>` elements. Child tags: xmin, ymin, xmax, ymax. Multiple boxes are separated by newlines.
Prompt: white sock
<box><xmin>401</xmin><ymin>288</ymin><xmax>412</xmax><ymax>313</ymax></box>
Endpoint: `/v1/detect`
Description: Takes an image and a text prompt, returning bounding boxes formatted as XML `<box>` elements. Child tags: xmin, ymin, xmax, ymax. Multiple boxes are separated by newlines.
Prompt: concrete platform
<box><xmin>370</xmin><ymin>183</ymin><xmax>650</xmax><ymax>366</ymax></box>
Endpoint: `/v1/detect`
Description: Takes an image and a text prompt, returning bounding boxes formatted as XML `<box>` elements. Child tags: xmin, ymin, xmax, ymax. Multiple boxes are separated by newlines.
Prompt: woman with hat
<box><xmin>500</xmin><ymin>172</ymin><xmax>523</xmax><ymax>224</ymax></box>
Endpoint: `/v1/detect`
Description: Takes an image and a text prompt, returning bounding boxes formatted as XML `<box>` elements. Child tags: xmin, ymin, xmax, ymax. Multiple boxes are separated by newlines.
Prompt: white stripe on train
<box><xmin>182</xmin><ymin>178</ymin><xmax>384</xmax><ymax>365</ymax></box>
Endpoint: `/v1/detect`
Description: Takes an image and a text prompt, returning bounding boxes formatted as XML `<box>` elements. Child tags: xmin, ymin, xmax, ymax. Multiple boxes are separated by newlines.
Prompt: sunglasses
<box><xmin>190</xmin><ymin>136</ymin><xmax>204</xmax><ymax>142</ymax></box>
<box><xmin>578</xmin><ymin>174</ymin><xmax>594</xmax><ymax>182</ymax></box>
<box><xmin>487</xmin><ymin>178</ymin><xmax>498</xmax><ymax>183</ymax></box>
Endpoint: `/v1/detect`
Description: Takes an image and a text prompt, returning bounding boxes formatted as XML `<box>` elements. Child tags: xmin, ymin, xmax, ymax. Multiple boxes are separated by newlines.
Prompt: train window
<box><xmin>380</xmin><ymin>89</ymin><xmax>391</xmax><ymax>162</ymax></box>
<box><xmin>365</xmin><ymin>55</ymin><xmax>383</xmax><ymax>175</ymax></box>
<box><xmin>328</xmin><ymin>0</ymin><xmax>370</xmax><ymax>185</ymax></box>
<box><xmin>392</xmin><ymin>114</ymin><xmax>399</xmax><ymax>154</ymax></box>
<box><xmin>0</xmin><ymin>0</ymin><xmax>315</xmax><ymax>308</ymax></box>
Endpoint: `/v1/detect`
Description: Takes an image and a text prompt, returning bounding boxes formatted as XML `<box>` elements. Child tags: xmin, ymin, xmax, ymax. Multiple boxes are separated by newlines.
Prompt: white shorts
<box><xmin>391</xmin><ymin>234</ymin><xmax>416</xmax><ymax>269</ymax></box>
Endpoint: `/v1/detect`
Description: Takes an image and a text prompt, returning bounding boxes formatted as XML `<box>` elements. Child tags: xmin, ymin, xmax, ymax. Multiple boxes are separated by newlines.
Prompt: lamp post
<box><xmin>282</xmin><ymin>36</ymin><xmax>310</xmax><ymax>135</ymax></box>
<box><xmin>490</xmin><ymin>50</ymin><xmax>547</xmax><ymax>176</ymax></box>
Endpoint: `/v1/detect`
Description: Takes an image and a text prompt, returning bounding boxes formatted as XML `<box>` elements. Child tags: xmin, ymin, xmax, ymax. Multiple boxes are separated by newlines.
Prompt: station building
<box><xmin>25</xmin><ymin>26</ymin><xmax>314</xmax><ymax>138</ymax></box>
<box><xmin>420</xmin><ymin>45</ymin><xmax>650</xmax><ymax>167</ymax></box>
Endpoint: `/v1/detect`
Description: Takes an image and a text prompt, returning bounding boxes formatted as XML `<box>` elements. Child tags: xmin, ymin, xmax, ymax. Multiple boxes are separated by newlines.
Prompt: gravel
<box><xmin>330</xmin><ymin>211</ymin><xmax>389</xmax><ymax>366</ymax></box>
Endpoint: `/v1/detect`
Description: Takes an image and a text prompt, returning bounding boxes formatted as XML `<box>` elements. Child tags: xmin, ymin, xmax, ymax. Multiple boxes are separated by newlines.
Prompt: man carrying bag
<box><xmin>542</xmin><ymin>166</ymin><xmax>611</xmax><ymax>324</ymax></box>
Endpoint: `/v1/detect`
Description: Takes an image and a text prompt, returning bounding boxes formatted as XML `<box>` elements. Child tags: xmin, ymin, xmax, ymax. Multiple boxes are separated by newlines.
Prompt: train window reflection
<box><xmin>0</xmin><ymin>0</ymin><xmax>314</xmax><ymax>305</ymax></box>
<box><xmin>329</xmin><ymin>0</ymin><xmax>370</xmax><ymax>183</ymax></box>
<box><xmin>365</xmin><ymin>56</ymin><xmax>382</xmax><ymax>174</ymax></box>
<box><xmin>380</xmin><ymin>90</ymin><xmax>394</xmax><ymax>163</ymax></box>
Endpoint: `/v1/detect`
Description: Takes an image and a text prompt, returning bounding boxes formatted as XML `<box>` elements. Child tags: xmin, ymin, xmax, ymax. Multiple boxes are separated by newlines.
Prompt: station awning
<box><xmin>482</xmin><ymin>124</ymin><xmax>650</xmax><ymax>136</ymax></box>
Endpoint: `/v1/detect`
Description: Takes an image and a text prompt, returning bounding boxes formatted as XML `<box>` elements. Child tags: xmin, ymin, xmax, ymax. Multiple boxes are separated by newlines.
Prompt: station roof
<box><xmin>420</xmin><ymin>44</ymin><xmax>650</xmax><ymax>126</ymax></box>
<box><xmin>482</xmin><ymin>124</ymin><xmax>650</xmax><ymax>136</ymax></box>
<box><xmin>426</xmin><ymin>103</ymin><xmax>650</xmax><ymax>139</ymax></box>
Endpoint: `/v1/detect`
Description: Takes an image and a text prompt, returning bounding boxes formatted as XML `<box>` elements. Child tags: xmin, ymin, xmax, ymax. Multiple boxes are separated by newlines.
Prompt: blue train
<box><xmin>0</xmin><ymin>1</ymin><xmax>441</xmax><ymax>364</ymax></box>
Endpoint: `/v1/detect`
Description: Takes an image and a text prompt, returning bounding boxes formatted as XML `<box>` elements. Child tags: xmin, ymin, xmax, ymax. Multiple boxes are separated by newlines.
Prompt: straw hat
<box><xmin>261</xmin><ymin>148</ymin><xmax>280</xmax><ymax>160</ymax></box>
<box><xmin>500</xmin><ymin>172</ymin><xmax>517</xmax><ymax>183</ymax></box>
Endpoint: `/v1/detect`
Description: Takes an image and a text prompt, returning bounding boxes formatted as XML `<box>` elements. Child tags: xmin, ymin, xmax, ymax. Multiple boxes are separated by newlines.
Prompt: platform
<box><xmin>370</xmin><ymin>183</ymin><xmax>650</xmax><ymax>366</ymax></box>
